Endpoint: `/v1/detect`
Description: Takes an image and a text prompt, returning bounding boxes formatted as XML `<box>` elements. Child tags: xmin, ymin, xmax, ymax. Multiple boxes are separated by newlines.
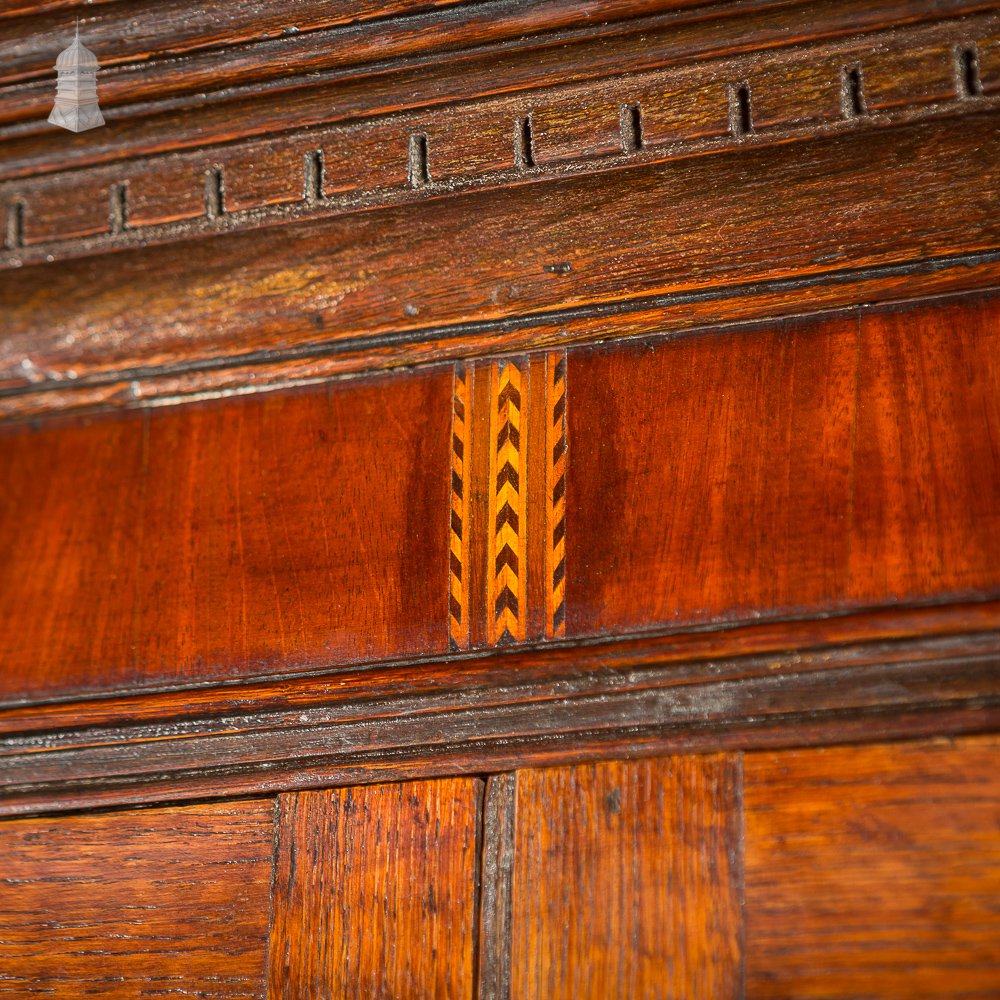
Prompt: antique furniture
<box><xmin>1</xmin><ymin>1</ymin><xmax>999</xmax><ymax>996</ymax></box>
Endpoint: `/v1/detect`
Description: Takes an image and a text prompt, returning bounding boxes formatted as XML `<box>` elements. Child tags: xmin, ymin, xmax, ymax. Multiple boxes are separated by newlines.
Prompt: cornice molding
<box><xmin>1</xmin><ymin>113</ymin><xmax>998</xmax><ymax>418</ymax></box>
<box><xmin>2</xmin><ymin>9</ymin><xmax>997</xmax><ymax>260</ymax></box>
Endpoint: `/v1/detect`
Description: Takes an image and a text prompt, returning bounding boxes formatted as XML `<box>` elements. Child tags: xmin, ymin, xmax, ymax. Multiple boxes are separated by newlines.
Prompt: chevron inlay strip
<box><xmin>489</xmin><ymin>359</ymin><xmax>526</xmax><ymax>646</ymax></box>
<box><xmin>546</xmin><ymin>351</ymin><xmax>568</xmax><ymax>639</ymax></box>
<box><xmin>449</xmin><ymin>363</ymin><xmax>472</xmax><ymax>651</ymax></box>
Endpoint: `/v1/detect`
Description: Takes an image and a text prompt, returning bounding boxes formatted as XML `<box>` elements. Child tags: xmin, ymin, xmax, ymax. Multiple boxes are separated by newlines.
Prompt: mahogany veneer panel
<box><xmin>744</xmin><ymin>736</ymin><xmax>1000</xmax><ymax>998</ymax></box>
<box><xmin>509</xmin><ymin>755</ymin><xmax>742</xmax><ymax>999</ymax></box>
<box><xmin>567</xmin><ymin>295</ymin><xmax>1000</xmax><ymax>637</ymax></box>
<box><xmin>0</xmin><ymin>799</ymin><xmax>274</xmax><ymax>997</ymax></box>
<box><xmin>0</xmin><ymin>369</ymin><xmax>451</xmax><ymax>703</ymax></box>
<box><xmin>268</xmin><ymin>779</ymin><xmax>481</xmax><ymax>999</ymax></box>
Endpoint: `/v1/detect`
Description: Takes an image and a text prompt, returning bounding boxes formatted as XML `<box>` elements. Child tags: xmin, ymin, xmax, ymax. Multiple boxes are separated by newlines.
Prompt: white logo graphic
<box><xmin>49</xmin><ymin>24</ymin><xmax>104</xmax><ymax>133</ymax></box>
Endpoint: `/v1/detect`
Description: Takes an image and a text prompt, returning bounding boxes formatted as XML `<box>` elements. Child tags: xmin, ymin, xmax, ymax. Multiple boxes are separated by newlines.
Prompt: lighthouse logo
<box><xmin>49</xmin><ymin>24</ymin><xmax>105</xmax><ymax>133</ymax></box>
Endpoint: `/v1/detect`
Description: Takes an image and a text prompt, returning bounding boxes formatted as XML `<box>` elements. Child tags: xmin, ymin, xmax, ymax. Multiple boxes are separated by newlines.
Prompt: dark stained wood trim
<box><xmin>4</xmin><ymin>15</ymin><xmax>998</xmax><ymax>262</ymax></box>
<box><xmin>3</xmin><ymin>599</ymin><xmax>998</xmax><ymax>730</ymax></box>
<box><xmin>0</xmin><ymin>601</ymin><xmax>998</xmax><ymax>817</ymax></box>
<box><xmin>1</xmin><ymin>0</ymin><xmax>986</xmax><ymax>175</ymax></box>
<box><xmin>2</xmin><ymin>255</ymin><xmax>998</xmax><ymax>421</ymax></box>
<box><xmin>2</xmin><ymin>113</ymin><xmax>999</xmax><ymax>418</ymax></box>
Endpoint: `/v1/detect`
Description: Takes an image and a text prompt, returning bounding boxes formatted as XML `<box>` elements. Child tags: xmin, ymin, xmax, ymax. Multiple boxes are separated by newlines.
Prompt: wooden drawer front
<box><xmin>497</xmin><ymin>736</ymin><xmax>1000</xmax><ymax>1000</ymax></box>
<box><xmin>567</xmin><ymin>295</ymin><xmax>1000</xmax><ymax>637</ymax></box>
<box><xmin>268</xmin><ymin>779</ymin><xmax>481</xmax><ymax>998</ymax></box>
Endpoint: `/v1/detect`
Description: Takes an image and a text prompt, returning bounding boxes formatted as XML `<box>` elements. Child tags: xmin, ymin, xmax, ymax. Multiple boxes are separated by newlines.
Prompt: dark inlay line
<box><xmin>477</xmin><ymin>773</ymin><xmax>516</xmax><ymax>1000</ymax></box>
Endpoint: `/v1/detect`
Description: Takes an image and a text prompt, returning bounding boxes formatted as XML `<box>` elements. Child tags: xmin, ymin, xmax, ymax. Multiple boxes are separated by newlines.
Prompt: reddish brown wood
<box><xmin>509</xmin><ymin>755</ymin><xmax>742</xmax><ymax>999</ymax></box>
<box><xmin>744</xmin><ymin>735</ymin><xmax>1000</xmax><ymax>998</ymax></box>
<box><xmin>268</xmin><ymin>779</ymin><xmax>481</xmax><ymax>999</ymax></box>
<box><xmin>568</xmin><ymin>295</ymin><xmax>1000</xmax><ymax>637</ymax></box>
<box><xmin>0</xmin><ymin>799</ymin><xmax>274</xmax><ymax>996</ymax></box>
<box><xmin>0</xmin><ymin>369</ymin><xmax>451</xmax><ymax>703</ymax></box>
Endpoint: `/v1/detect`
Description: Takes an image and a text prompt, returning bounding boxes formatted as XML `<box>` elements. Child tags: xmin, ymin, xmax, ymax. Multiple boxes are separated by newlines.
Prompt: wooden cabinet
<box><xmin>1</xmin><ymin>0</ymin><xmax>999</xmax><ymax>995</ymax></box>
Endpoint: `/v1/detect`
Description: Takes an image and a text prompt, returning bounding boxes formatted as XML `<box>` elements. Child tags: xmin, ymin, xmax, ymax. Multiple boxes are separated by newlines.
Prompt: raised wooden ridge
<box><xmin>0</xmin><ymin>0</ymin><xmax>985</xmax><ymax>145</ymax></box>
<box><xmin>0</xmin><ymin>600</ymin><xmax>998</xmax><ymax>817</ymax></box>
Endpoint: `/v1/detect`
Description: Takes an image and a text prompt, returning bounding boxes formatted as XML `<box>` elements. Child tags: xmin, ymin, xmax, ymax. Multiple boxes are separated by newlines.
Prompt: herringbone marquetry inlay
<box><xmin>449</xmin><ymin>364</ymin><xmax>471</xmax><ymax>651</ymax></box>
<box><xmin>489</xmin><ymin>360</ymin><xmax>525</xmax><ymax>645</ymax></box>
<box><xmin>546</xmin><ymin>352</ymin><xmax>567</xmax><ymax>639</ymax></box>
<box><xmin>451</xmin><ymin>353</ymin><xmax>567</xmax><ymax>647</ymax></box>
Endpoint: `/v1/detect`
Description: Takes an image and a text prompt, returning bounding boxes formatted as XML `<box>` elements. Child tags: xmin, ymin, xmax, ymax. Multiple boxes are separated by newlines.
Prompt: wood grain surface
<box><xmin>0</xmin><ymin>368</ymin><xmax>451</xmax><ymax>703</ymax></box>
<box><xmin>567</xmin><ymin>294</ymin><xmax>1000</xmax><ymax>637</ymax></box>
<box><xmin>0</xmin><ymin>0</ymin><xmax>716</xmax><ymax>132</ymax></box>
<box><xmin>268</xmin><ymin>779</ymin><xmax>481</xmax><ymax>999</ymax></box>
<box><xmin>509</xmin><ymin>755</ymin><xmax>742</xmax><ymax>999</ymax></box>
<box><xmin>0</xmin><ymin>799</ymin><xmax>274</xmax><ymax>997</ymax></box>
<box><xmin>744</xmin><ymin>735</ymin><xmax>1000</xmax><ymax>998</ymax></box>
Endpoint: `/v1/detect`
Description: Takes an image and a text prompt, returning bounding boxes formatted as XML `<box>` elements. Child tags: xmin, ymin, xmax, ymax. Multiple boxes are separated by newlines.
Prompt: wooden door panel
<box><xmin>744</xmin><ymin>736</ymin><xmax>1000</xmax><ymax>999</ymax></box>
<box><xmin>268</xmin><ymin>778</ymin><xmax>482</xmax><ymax>999</ymax></box>
<box><xmin>0</xmin><ymin>799</ymin><xmax>274</xmax><ymax>997</ymax></box>
<box><xmin>567</xmin><ymin>295</ymin><xmax>1000</xmax><ymax>637</ymax></box>
<box><xmin>506</xmin><ymin>755</ymin><xmax>742</xmax><ymax>1000</ymax></box>
<box><xmin>0</xmin><ymin>367</ymin><xmax>452</xmax><ymax>703</ymax></box>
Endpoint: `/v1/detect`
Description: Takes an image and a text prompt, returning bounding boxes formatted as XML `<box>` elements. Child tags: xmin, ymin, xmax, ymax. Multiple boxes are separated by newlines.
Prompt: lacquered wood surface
<box><xmin>568</xmin><ymin>295</ymin><xmax>1000</xmax><ymax>637</ymax></box>
<box><xmin>509</xmin><ymin>755</ymin><xmax>742</xmax><ymax>999</ymax></box>
<box><xmin>268</xmin><ymin>779</ymin><xmax>481</xmax><ymax>999</ymax></box>
<box><xmin>0</xmin><ymin>799</ymin><xmax>274</xmax><ymax>997</ymax></box>
<box><xmin>0</xmin><ymin>369</ymin><xmax>451</xmax><ymax>703</ymax></box>
<box><xmin>744</xmin><ymin>737</ymin><xmax>1000</xmax><ymax>998</ymax></box>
